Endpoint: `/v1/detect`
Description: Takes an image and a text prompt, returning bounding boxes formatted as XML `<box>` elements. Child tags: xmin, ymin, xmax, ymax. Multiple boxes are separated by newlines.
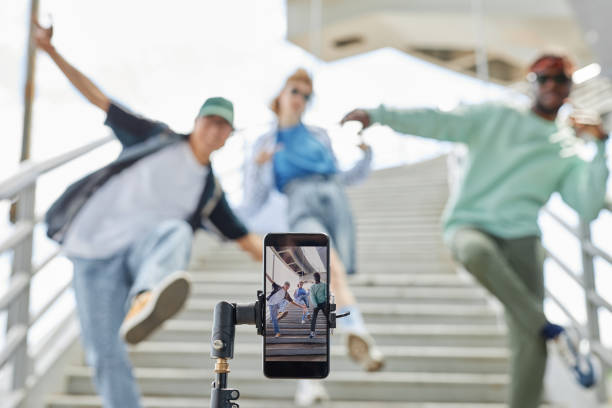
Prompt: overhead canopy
<box><xmin>286</xmin><ymin>0</ymin><xmax>612</xmax><ymax>125</ymax></box>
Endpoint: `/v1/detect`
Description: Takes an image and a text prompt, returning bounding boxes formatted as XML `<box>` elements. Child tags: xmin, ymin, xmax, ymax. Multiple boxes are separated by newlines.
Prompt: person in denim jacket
<box><xmin>240</xmin><ymin>69</ymin><xmax>384</xmax><ymax>377</ymax></box>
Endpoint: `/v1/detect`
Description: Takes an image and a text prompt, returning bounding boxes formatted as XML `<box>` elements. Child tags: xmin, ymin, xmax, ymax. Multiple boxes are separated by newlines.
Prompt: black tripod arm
<box><xmin>234</xmin><ymin>291</ymin><xmax>265</xmax><ymax>335</ymax></box>
<box><xmin>210</xmin><ymin>301</ymin><xmax>236</xmax><ymax>360</ymax></box>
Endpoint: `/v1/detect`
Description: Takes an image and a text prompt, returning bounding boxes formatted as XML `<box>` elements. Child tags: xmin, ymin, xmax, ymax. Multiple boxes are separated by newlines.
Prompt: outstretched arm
<box><xmin>558</xmin><ymin>139</ymin><xmax>609</xmax><ymax>222</ymax></box>
<box><xmin>312</xmin><ymin>127</ymin><xmax>372</xmax><ymax>186</ymax></box>
<box><xmin>290</xmin><ymin>300</ymin><xmax>307</xmax><ymax>310</ymax></box>
<box><xmin>33</xmin><ymin>19</ymin><xmax>110</xmax><ymax>112</ymax></box>
<box><xmin>236</xmin><ymin>233</ymin><xmax>263</xmax><ymax>262</ymax></box>
<box><xmin>341</xmin><ymin>104</ymin><xmax>495</xmax><ymax>146</ymax></box>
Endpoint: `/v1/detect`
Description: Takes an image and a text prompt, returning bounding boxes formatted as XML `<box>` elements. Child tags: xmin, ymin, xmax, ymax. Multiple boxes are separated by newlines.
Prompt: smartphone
<box><xmin>263</xmin><ymin>233</ymin><xmax>330</xmax><ymax>379</ymax></box>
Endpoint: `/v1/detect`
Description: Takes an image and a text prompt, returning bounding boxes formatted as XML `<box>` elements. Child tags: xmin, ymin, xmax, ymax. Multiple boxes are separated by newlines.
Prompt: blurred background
<box><xmin>1</xmin><ymin>0</ymin><xmax>611</xmax><ymax>407</ymax></box>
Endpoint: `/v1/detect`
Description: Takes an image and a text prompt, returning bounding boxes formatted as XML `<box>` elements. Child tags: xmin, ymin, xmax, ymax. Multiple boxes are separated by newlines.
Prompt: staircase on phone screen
<box><xmin>46</xmin><ymin>155</ymin><xmax>517</xmax><ymax>407</ymax></box>
<box><xmin>265</xmin><ymin>304</ymin><xmax>328</xmax><ymax>362</ymax></box>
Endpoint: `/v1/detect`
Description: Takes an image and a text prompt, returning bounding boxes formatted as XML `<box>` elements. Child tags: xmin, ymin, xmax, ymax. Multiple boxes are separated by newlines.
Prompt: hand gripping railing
<box><xmin>0</xmin><ymin>135</ymin><xmax>113</xmax><ymax>405</ymax></box>
<box><xmin>542</xmin><ymin>195</ymin><xmax>612</xmax><ymax>402</ymax></box>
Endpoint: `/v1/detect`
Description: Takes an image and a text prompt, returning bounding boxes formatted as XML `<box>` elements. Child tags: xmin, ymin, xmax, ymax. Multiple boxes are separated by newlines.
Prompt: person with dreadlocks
<box><xmin>342</xmin><ymin>54</ymin><xmax>609</xmax><ymax>408</ymax></box>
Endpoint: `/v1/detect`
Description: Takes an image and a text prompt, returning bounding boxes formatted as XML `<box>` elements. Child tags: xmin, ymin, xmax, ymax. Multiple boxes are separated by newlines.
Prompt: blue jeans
<box><xmin>279</xmin><ymin>298</ymin><xmax>294</xmax><ymax>313</ymax></box>
<box><xmin>295</xmin><ymin>294</ymin><xmax>309</xmax><ymax>319</ymax></box>
<box><xmin>295</xmin><ymin>294</ymin><xmax>309</xmax><ymax>308</ymax></box>
<box><xmin>269</xmin><ymin>303</ymin><xmax>281</xmax><ymax>334</ymax></box>
<box><xmin>285</xmin><ymin>175</ymin><xmax>357</xmax><ymax>274</ymax></box>
<box><xmin>69</xmin><ymin>220</ymin><xmax>193</xmax><ymax>408</ymax></box>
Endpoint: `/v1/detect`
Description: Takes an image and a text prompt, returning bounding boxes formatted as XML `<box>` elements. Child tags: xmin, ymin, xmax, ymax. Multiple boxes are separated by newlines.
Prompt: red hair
<box><xmin>270</xmin><ymin>68</ymin><xmax>313</xmax><ymax>116</ymax></box>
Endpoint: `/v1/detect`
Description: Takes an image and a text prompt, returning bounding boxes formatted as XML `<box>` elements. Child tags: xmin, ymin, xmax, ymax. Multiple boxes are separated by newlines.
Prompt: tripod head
<box><xmin>209</xmin><ymin>291</ymin><xmax>347</xmax><ymax>408</ymax></box>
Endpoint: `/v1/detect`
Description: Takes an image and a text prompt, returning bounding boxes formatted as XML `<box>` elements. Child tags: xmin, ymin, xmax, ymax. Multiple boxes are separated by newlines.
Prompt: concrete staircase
<box><xmin>265</xmin><ymin>304</ymin><xmax>327</xmax><ymax>362</ymax></box>
<box><xmin>46</xmin><ymin>155</ymin><xmax>514</xmax><ymax>407</ymax></box>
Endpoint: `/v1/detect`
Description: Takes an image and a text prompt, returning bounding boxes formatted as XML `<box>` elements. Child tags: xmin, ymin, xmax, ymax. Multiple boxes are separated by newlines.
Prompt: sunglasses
<box><xmin>290</xmin><ymin>88</ymin><xmax>312</xmax><ymax>102</ymax></box>
<box><xmin>534</xmin><ymin>74</ymin><xmax>571</xmax><ymax>85</ymax></box>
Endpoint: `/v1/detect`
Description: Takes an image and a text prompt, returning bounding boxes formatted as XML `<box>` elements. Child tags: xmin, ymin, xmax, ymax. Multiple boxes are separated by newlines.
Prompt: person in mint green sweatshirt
<box><xmin>309</xmin><ymin>272</ymin><xmax>329</xmax><ymax>338</ymax></box>
<box><xmin>342</xmin><ymin>54</ymin><xmax>609</xmax><ymax>408</ymax></box>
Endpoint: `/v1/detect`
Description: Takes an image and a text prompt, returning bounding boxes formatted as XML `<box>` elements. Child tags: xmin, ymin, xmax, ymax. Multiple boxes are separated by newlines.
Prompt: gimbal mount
<box><xmin>209</xmin><ymin>291</ymin><xmax>347</xmax><ymax>408</ymax></box>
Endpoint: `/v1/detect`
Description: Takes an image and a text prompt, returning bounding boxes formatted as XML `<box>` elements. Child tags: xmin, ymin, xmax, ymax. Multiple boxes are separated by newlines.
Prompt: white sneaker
<box><xmin>294</xmin><ymin>379</ymin><xmax>329</xmax><ymax>406</ymax></box>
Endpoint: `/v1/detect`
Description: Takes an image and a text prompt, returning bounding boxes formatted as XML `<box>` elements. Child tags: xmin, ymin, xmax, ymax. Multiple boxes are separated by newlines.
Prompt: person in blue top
<box><xmin>241</xmin><ymin>69</ymin><xmax>384</xmax><ymax>374</ymax></box>
<box><xmin>294</xmin><ymin>281</ymin><xmax>311</xmax><ymax>324</ymax></box>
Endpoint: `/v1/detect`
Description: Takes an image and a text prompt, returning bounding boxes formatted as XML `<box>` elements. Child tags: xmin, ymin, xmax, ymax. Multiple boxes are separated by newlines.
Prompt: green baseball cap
<box><xmin>197</xmin><ymin>97</ymin><xmax>234</xmax><ymax>128</ymax></box>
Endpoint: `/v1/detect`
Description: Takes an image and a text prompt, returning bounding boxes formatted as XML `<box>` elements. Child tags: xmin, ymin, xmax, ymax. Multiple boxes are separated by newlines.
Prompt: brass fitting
<box><xmin>214</xmin><ymin>358</ymin><xmax>230</xmax><ymax>374</ymax></box>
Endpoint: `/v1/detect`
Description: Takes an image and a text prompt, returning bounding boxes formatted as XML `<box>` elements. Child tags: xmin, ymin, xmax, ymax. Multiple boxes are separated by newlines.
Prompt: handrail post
<box><xmin>11</xmin><ymin>0</ymin><xmax>39</xmax><ymax>224</ymax></box>
<box><xmin>7</xmin><ymin>183</ymin><xmax>36</xmax><ymax>391</ymax></box>
<box><xmin>578</xmin><ymin>218</ymin><xmax>607</xmax><ymax>402</ymax></box>
<box><xmin>21</xmin><ymin>0</ymin><xmax>39</xmax><ymax>163</ymax></box>
<box><xmin>7</xmin><ymin>0</ymin><xmax>39</xmax><ymax>389</ymax></box>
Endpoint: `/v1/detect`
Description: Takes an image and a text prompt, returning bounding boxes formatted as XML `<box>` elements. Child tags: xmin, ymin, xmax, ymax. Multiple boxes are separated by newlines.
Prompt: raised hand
<box><xmin>255</xmin><ymin>150</ymin><xmax>274</xmax><ymax>165</ymax></box>
<box><xmin>570</xmin><ymin>115</ymin><xmax>608</xmax><ymax>141</ymax></box>
<box><xmin>357</xmin><ymin>142</ymin><xmax>371</xmax><ymax>152</ymax></box>
<box><xmin>32</xmin><ymin>18</ymin><xmax>54</xmax><ymax>53</ymax></box>
<box><xmin>341</xmin><ymin>109</ymin><xmax>371</xmax><ymax>129</ymax></box>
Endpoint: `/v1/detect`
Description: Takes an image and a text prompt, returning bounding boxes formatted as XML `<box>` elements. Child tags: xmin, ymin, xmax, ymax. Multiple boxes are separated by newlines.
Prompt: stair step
<box><xmin>186</xmin><ymin>272</ymin><xmax>475</xmax><ymax>288</ymax></box>
<box><xmin>194</xmin><ymin>261</ymin><xmax>456</xmax><ymax>274</ymax></box>
<box><xmin>64</xmin><ymin>368</ymin><xmax>508</xmax><ymax>403</ymax></box>
<box><xmin>46</xmin><ymin>394</ymin><xmax>513</xmax><ymax>408</ymax></box>
<box><xmin>126</xmin><ymin>342</ymin><xmax>509</xmax><ymax>373</ymax></box>
<box><xmin>190</xmin><ymin>284</ymin><xmax>489</xmax><ymax>305</ymax></box>
<box><xmin>47</xmin><ymin>157</ymin><xmax>515</xmax><ymax>406</ymax></box>
<box><xmin>199</xmin><ymin>248</ymin><xmax>453</xmax><ymax>261</ymax></box>
<box><xmin>177</xmin><ymin>300</ymin><xmax>499</xmax><ymax>325</ymax></box>
<box><xmin>151</xmin><ymin>321</ymin><xmax>507</xmax><ymax>347</ymax></box>
<box><xmin>264</xmin><ymin>336</ymin><xmax>326</xmax><ymax>344</ymax></box>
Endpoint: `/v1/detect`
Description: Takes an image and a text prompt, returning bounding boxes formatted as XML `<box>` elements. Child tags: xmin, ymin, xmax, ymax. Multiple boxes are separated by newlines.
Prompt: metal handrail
<box><xmin>0</xmin><ymin>325</ymin><xmax>28</xmax><ymax>369</ymax></box>
<box><xmin>0</xmin><ymin>221</ymin><xmax>34</xmax><ymax>254</ymax></box>
<box><xmin>29</xmin><ymin>278</ymin><xmax>73</xmax><ymax>327</ymax></box>
<box><xmin>542</xmin><ymin>197</ymin><xmax>612</xmax><ymax>402</ymax></box>
<box><xmin>0</xmin><ymin>135</ymin><xmax>114</xmax><ymax>201</ymax></box>
<box><xmin>0</xmin><ymin>274</ymin><xmax>30</xmax><ymax>311</ymax></box>
<box><xmin>584</xmin><ymin>240</ymin><xmax>612</xmax><ymax>265</ymax></box>
<box><xmin>0</xmin><ymin>134</ymin><xmax>114</xmax><ymax>400</ymax></box>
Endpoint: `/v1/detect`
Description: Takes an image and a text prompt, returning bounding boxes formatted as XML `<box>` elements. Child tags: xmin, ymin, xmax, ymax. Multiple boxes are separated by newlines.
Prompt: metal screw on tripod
<box><xmin>231</xmin><ymin>390</ymin><xmax>239</xmax><ymax>399</ymax></box>
<box><xmin>213</xmin><ymin>339</ymin><xmax>224</xmax><ymax>350</ymax></box>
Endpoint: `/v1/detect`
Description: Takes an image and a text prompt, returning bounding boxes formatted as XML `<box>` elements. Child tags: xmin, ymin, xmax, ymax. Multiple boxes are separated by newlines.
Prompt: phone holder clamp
<box><xmin>209</xmin><ymin>290</ymin><xmax>347</xmax><ymax>408</ymax></box>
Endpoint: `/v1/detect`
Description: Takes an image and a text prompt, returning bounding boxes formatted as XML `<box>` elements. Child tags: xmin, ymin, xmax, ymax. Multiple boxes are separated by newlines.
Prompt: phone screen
<box><xmin>263</xmin><ymin>233</ymin><xmax>330</xmax><ymax>379</ymax></box>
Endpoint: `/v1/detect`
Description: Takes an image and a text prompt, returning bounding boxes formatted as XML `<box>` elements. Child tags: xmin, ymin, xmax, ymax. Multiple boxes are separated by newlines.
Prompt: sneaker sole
<box><xmin>294</xmin><ymin>380</ymin><xmax>330</xmax><ymax>407</ymax></box>
<box><xmin>121</xmin><ymin>271</ymin><xmax>191</xmax><ymax>345</ymax></box>
<box><xmin>347</xmin><ymin>333</ymin><xmax>385</xmax><ymax>372</ymax></box>
<box><xmin>294</xmin><ymin>380</ymin><xmax>330</xmax><ymax>406</ymax></box>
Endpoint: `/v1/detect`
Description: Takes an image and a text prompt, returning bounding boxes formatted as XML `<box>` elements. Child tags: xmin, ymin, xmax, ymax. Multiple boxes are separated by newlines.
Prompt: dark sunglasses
<box><xmin>534</xmin><ymin>74</ymin><xmax>571</xmax><ymax>85</ymax></box>
<box><xmin>290</xmin><ymin>88</ymin><xmax>312</xmax><ymax>102</ymax></box>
